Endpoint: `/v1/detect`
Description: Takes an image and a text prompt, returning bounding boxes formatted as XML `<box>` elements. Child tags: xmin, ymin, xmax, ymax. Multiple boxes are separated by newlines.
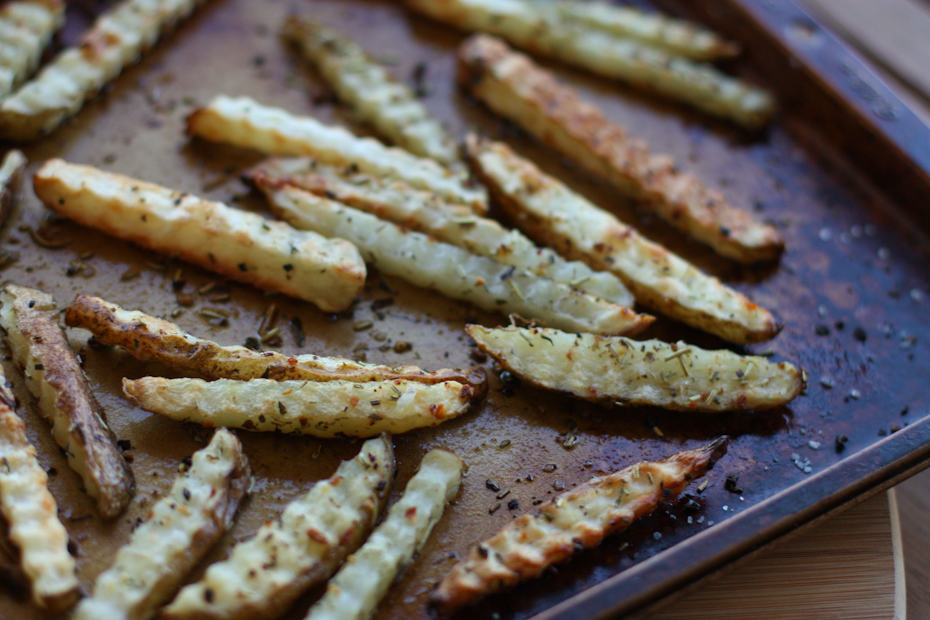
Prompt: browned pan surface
<box><xmin>0</xmin><ymin>1</ymin><xmax>928</xmax><ymax>618</ymax></box>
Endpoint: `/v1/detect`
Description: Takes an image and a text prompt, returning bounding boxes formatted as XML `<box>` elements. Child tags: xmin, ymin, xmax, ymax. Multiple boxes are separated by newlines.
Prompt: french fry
<box><xmin>430</xmin><ymin>437</ymin><xmax>728</xmax><ymax>613</ymax></box>
<box><xmin>466</xmin><ymin>325</ymin><xmax>804</xmax><ymax>412</ymax></box>
<box><xmin>0</xmin><ymin>0</ymin><xmax>65</xmax><ymax>99</ymax></box>
<box><xmin>467</xmin><ymin>137</ymin><xmax>779</xmax><ymax>343</ymax></box>
<box><xmin>458</xmin><ymin>36</ymin><xmax>784</xmax><ymax>263</ymax></box>
<box><xmin>187</xmin><ymin>95</ymin><xmax>487</xmax><ymax>211</ymax></box>
<box><xmin>305</xmin><ymin>449</ymin><xmax>463</xmax><ymax>620</ymax></box>
<box><xmin>546</xmin><ymin>0</ymin><xmax>738</xmax><ymax>61</ymax></box>
<box><xmin>0</xmin><ymin>365</ymin><xmax>79</xmax><ymax>612</ymax></box>
<box><xmin>283</xmin><ymin>16</ymin><xmax>459</xmax><ymax>165</ymax></box>
<box><xmin>65</xmin><ymin>294</ymin><xmax>488</xmax><ymax>393</ymax></box>
<box><xmin>32</xmin><ymin>159</ymin><xmax>366</xmax><ymax>312</ymax></box>
<box><xmin>0</xmin><ymin>0</ymin><xmax>208</xmax><ymax>140</ymax></box>
<box><xmin>254</xmin><ymin>179</ymin><xmax>653</xmax><ymax>336</ymax></box>
<box><xmin>246</xmin><ymin>157</ymin><xmax>634</xmax><ymax>308</ymax></box>
<box><xmin>73</xmin><ymin>428</ymin><xmax>251</xmax><ymax>620</ymax></box>
<box><xmin>0</xmin><ymin>150</ymin><xmax>26</xmax><ymax>227</ymax></box>
<box><xmin>123</xmin><ymin>377</ymin><xmax>478</xmax><ymax>438</ymax></box>
<box><xmin>409</xmin><ymin>1</ymin><xmax>773</xmax><ymax>127</ymax></box>
<box><xmin>0</xmin><ymin>285</ymin><xmax>135</xmax><ymax>518</ymax></box>
<box><xmin>162</xmin><ymin>435</ymin><xmax>395</xmax><ymax>620</ymax></box>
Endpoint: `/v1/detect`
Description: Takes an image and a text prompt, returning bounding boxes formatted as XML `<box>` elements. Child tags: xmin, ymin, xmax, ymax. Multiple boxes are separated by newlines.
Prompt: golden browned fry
<box><xmin>0</xmin><ymin>150</ymin><xmax>26</xmax><ymax>227</ymax></box>
<box><xmin>0</xmin><ymin>285</ymin><xmax>134</xmax><ymax>518</ymax></box>
<box><xmin>73</xmin><ymin>428</ymin><xmax>251</xmax><ymax>620</ymax></box>
<box><xmin>430</xmin><ymin>437</ymin><xmax>728</xmax><ymax>613</ymax></box>
<box><xmin>466</xmin><ymin>136</ymin><xmax>780</xmax><ymax>344</ymax></box>
<box><xmin>458</xmin><ymin>35</ymin><xmax>784</xmax><ymax>263</ymax></box>
<box><xmin>0</xmin><ymin>363</ymin><xmax>79</xmax><ymax>612</ymax></box>
<box><xmin>466</xmin><ymin>325</ymin><xmax>805</xmax><ymax>412</ymax></box>
<box><xmin>0</xmin><ymin>1</ymin><xmax>65</xmax><ymax>99</ymax></box>
<box><xmin>32</xmin><ymin>159</ymin><xmax>366</xmax><ymax>312</ymax></box>
<box><xmin>65</xmin><ymin>294</ymin><xmax>488</xmax><ymax>395</ymax></box>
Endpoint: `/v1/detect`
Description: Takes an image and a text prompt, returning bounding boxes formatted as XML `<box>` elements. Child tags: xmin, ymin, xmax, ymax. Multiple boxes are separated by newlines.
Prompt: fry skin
<box><xmin>430</xmin><ymin>437</ymin><xmax>728</xmax><ymax>613</ymax></box>
<box><xmin>458</xmin><ymin>35</ymin><xmax>784</xmax><ymax>263</ymax></box>
<box><xmin>33</xmin><ymin>159</ymin><xmax>366</xmax><ymax>312</ymax></box>
<box><xmin>0</xmin><ymin>285</ymin><xmax>134</xmax><ymax>518</ymax></box>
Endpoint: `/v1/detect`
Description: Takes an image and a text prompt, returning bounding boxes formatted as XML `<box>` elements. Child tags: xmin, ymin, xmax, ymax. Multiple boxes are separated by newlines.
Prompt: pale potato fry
<box><xmin>409</xmin><ymin>1</ymin><xmax>773</xmax><ymax>127</ymax></box>
<box><xmin>467</xmin><ymin>137</ymin><xmax>779</xmax><ymax>343</ymax></box>
<box><xmin>246</xmin><ymin>157</ymin><xmax>634</xmax><ymax>308</ymax></box>
<box><xmin>32</xmin><ymin>159</ymin><xmax>366</xmax><ymax>313</ymax></box>
<box><xmin>0</xmin><ymin>149</ymin><xmax>26</xmax><ymax>227</ymax></box>
<box><xmin>545</xmin><ymin>0</ymin><xmax>738</xmax><ymax>61</ymax></box>
<box><xmin>430</xmin><ymin>437</ymin><xmax>728</xmax><ymax>613</ymax></box>
<box><xmin>458</xmin><ymin>36</ymin><xmax>784</xmax><ymax>263</ymax></box>
<box><xmin>254</xmin><ymin>179</ymin><xmax>653</xmax><ymax>336</ymax></box>
<box><xmin>162</xmin><ymin>435</ymin><xmax>395</xmax><ymax>620</ymax></box>
<box><xmin>123</xmin><ymin>377</ymin><xmax>478</xmax><ymax>437</ymax></box>
<box><xmin>0</xmin><ymin>1</ymin><xmax>64</xmax><ymax>98</ymax></box>
<box><xmin>65</xmin><ymin>294</ymin><xmax>488</xmax><ymax>393</ymax></box>
<box><xmin>283</xmin><ymin>16</ymin><xmax>459</xmax><ymax>164</ymax></box>
<box><xmin>73</xmin><ymin>428</ymin><xmax>251</xmax><ymax>620</ymax></box>
<box><xmin>187</xmin><ymin>95</ymin><xmax>487</xmax><ymax>210</ymax></box>
<box><xmin>0</xmin><ymin>365</ymin><xmax>79</xmax><ymax>612</ymax></box>
<box><xmin>0</xmin><ymin>285</ymin><xmax>134</xmax><ymax>518</ymax></box>
<box><xmin>0</xmin><ymin>0</ymin><xmax>207</xmax><ymax>140</ymax></box>
<box><xmin>466</xmin><ymin>325</ymin><xmax>804</xmax><ymax>412</ymax></box>
<box><xmin>305</xmin><ymin>449</ymin><xmax>463</xmax><ymax>620</ymax></box>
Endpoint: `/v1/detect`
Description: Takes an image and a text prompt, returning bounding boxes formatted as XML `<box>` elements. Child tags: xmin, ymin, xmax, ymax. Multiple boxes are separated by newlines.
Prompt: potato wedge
<box><xmin>123</xmin><ymin>377</ymin><xmax>478</xmax><ymax>438</ymax></box>
<box><xmin>283</xmin><ymin>16</ymin><xmax>459</xmax><ymax>165</ymax></box>
<box><xmin>33</xmin><ymin>159</ymin><xmax>366</xmax><ymax>312</ymax></box>
<box><xmin>458</xmin><ymin>36</ymin><xmax>783</xmax><ymax>263</ymax></box>
<box><xmin>305</xmin><ymin>448</ymin><xmax>463</xmax><ymax>620</ymax></box>
<box><xmin>187</xmin><ymin>95</ymin><xmax>487</xmax><ymax>210</ymax></box>
<box><xmin>254</xmin><ymin>179</ymin><xmax>653</xmax><ymax>336</ymax></box>
<box><xmin>467</xmin><ymin>137</ymin><xmax>779</xmax><ymax>343</ymax></box>
<box><xmin>430</xmin><ymin>437</ymin><xmax>728</xmax><ymax>613</ymax></box>
<box><xmin>162</xmin><ymin>435</ymin><xmax>395</xmax><ymax>620</ymax></box>
<box><xmin>0</xmin><ymin>1</ymin><xmax>64</xmax><ymax>99</ymax></box>
<box><xmin>0</xmin><ymin>0</ymin><xmax>207</xmax><ymax>140</ymax></box>
<box><xmin>546</xmin><ymin>1</ymin><xmax>738</xmax><ymax>61</ymax></box>
<box><xmin>0</xmin><ymin>365</ymin><xmax>79</xmax><ymax>612</ymax></box>
<box><xmin>0</xmin><ymin>149</ymin><xmax>26</xmax><ymax>227</ymax></box>
<box><xmin>409</xmin><ymin>1</ymin><xmax>773</xmax><ymax>127</ymax></box>
<box><xmin>74</xmin><ymin>428</ymin><xmax>251</xmax><ymax>620</ymax></box>
<box><xmin>0</xmin><ymin>285</ymin><xmax>134</xmax><ymax>518</ymax></box>
<box><xmin>65</xmin><ymin>294</ymin><xmax>488</xmax><ymax>393</ymax></box>
<box><xmin>246</xmin><ymin>157</ymin><xmax>634</xmax><ymax>308</ymax></box>
<box><xmin>466</xmin><ymin>325</ymin><xmax>804</xmax><ymax>412</ymax></box>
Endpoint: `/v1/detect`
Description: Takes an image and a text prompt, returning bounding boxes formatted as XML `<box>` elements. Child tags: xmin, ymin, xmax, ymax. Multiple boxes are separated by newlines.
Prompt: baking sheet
<box><xmin>0</xmin><ymin>0</ymin><xmax>928</xmax><ymax>618</ymax></box>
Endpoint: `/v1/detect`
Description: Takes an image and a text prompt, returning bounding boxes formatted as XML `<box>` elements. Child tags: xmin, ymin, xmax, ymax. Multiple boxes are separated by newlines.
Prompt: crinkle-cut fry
<box><xmin>254</xmin><ymin>179</ymin><xmax>653</xmax><ymax>336</ymax></box>
<box><xmin>0</xmin><ymin>366</ymin><xmax>79</xmax><ymax>612</ymax></box>
<box><xmin>430</xmin><ymin>437</ymin><xmax>728</xmax><ymax>612</ymax></box>
<box><xmin>0</xmin><ymin>1</ymin><xmax>64</xmax><ymax>99</ymax></box>
<box><xmin>123</xmin><ymin>377</ymin><xmax>478</xmax><ymax>437</ymax></box>
<box><xmin>408</xmin><ymin>0</ymin><xmax>773</xmax><ymax>128</ymax></box>
<box><xmin>467</xmin><ymin>137</ymin><xmax>779</xmax><ymax>344</ymax></box>
<box><xmin>283</xmin><ymin>16</ymin><xmax>459</xmax><ymax>165</ymax></box>
<box><xmin>0</xmin><ymin>149</ymin><xmax>27</xmax><ymax>227</ymax></box>
<box><xmin>187</xmin><ymin>95</ymin><xmax>487</xmax><ymax>211</ymax></box>
<box><xmin>547</xmin><ymin>0</ymin><xmax>738</xmax><ymax>61</ymax></box>
<box><xmin>65</xmin><ymin>294</ymin><xmax>488</xmax><ymax>394</ymax></box>
<box><xmin>467</xmin><ymin>325</ymin><xmax>804</xmax><ymax>412</ymax></box>
<box><xmin>0</xmin><ymin>285</ymin><xmax>134</xmax><ymax>518</ymax></box>
<box><xmin>162</xmin><ymin>435</ymin><xmax>395</xmax><ymax>620</ymax></box>
<box><xmin>246</xmin><ymin>157</ymin><xmax>634</xmax><ymax>308</ymax></box>
<box><xmin>0</xmin><ymin>0</ymin><xmax>208</xmax><ymax>140</ymax></box>
<box><xmin>305</xmin><ymin>449</ymin><xmax>463</xmax><ymax>620</ymax></box>
<box><xmin>32</xmin><ymin>159</ymin><xmax>366</xmax><ymax>312</ymax></box>
<box><xmin>73</xmin><ymin>428</ymin><xmax>251</xmax><ymax>620</ymax></box>
<box><xmin>458</xmin><ymin>36</ymin><xmax>783</xmax><ymax>263</ymax></box>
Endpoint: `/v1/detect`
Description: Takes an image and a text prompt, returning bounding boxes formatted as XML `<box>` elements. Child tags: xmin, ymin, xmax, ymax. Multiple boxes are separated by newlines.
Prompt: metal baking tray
<box><xmin>1</xmin><ymin>1</ymin><xmax>928</xmax><ymax>618</ymax></box>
